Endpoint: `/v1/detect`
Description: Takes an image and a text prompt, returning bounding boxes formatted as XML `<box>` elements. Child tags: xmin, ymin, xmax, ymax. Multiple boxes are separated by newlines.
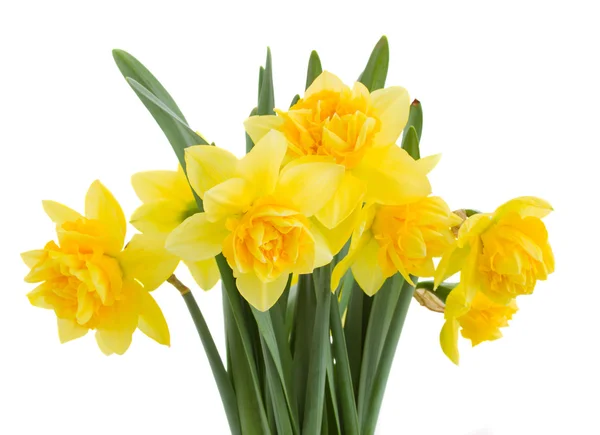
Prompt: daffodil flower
<box><xmin>22</xmin><ymin>181</ymin><xmax>178</xmax><ymax>355</ymax></box>
<box><xmin>244</xmin><ymin>71</ymin><xmax>432</xmax><ymax>230</ymax></box>
<box><xmin>332</xmin><ymin>196</ymin><xmax>461</xmax><ymax>295</ymax></box>
<box><xmin>131</xmin><ymin>166</ymin><xmax>220</xmax><ymax>290</ymax></box>
<box><xmin>434</xmin><ymin>197</ymin><xmax>555</xmax><ymax>305</ymax></box>
<box><xmin>440</xmin><ymin>284</ymin><xmax>518</xmax><ymax>364</ymax></box>
<box><xmin>165</xmin><ymin>130</ymin><xmax>346</xmax><ymax>311</ymax></box>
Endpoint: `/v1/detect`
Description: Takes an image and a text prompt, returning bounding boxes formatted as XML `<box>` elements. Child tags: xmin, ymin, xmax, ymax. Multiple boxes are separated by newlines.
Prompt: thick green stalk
<box><xmin>362</xmin><ymin>279</ymin><xmax>417</xmax><ymax>435</ymax></box>
<box><xmin>169</xmin><ymin>277</ymin><xmax>240</xmax><ymax>435</ymax></box>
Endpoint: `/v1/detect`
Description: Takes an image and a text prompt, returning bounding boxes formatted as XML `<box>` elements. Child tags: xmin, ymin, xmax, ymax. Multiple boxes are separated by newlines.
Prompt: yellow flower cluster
<box><xmin>22</xmin><ymin>72</ymin><xmax>554</xmax><ymax>360</ymax></box>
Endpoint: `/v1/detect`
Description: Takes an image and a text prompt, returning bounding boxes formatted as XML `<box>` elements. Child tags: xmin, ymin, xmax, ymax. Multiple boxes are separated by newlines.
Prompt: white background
<box><xmin>1</xmin><ymin>1</ymin><xmax>599</xmax><ymax>434</ymax></box>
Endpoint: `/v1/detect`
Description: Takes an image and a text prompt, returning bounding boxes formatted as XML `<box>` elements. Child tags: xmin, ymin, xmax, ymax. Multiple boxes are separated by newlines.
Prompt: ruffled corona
<box><xmin>435</xmin><ymin>197</ymin><xmax>555</xmax><ymax>304</ymax></box>
<box><xmin>332</xmin><ymin>196</ymin><xmax>461</xmax><ymax>296</ymax></box>
<box><xmin>166</xmin><ymin>130</ymin><xmax>346</xmax><ymax>311</ymax></box>
<box><xmin>244</xmin><ymin>71</ymin><xmax>432</xmax><ymax>229</ymax></box>
<box><xmin>22</xmin><ymin>181</ymin><xmax>177</xmax><ymax>355</ymax></box>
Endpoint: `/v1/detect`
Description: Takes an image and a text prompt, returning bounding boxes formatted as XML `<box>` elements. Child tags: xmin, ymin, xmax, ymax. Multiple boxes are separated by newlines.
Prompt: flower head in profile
<box><xmin>332</xmin><ymin>195</ymin><xmax>461</xmax><ymax>296</ymax></box>
<box><xmin>440</xmin><ymin>284</ymin><xmax>518</xmax><ymax>364</ymax></box>
<box><xmin>165</xmin><ymin>130</ymin><xmax>345</xmax><ymax>311</ymax></box>
<box><xmin>435</xmin><ymin>197</ymin><xmax>555</xmax><ymax>305</ymax></box>
<box><xmin>22</xmin><ymin>181</ymin><xmax>178</xmax><ymax>355</ymax></box>
<box><xmin>244</xmin><ymin>71</ymin><xmax>431</xmax><ymax>229</ymax></box>
<box><xmin>131</xmin><ymin>166</ymin><xmax>219</xmax><ymax>290</ymax></box>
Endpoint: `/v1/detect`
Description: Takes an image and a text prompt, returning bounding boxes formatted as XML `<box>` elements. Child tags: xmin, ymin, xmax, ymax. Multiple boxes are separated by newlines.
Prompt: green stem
<box><xmin>362</xmin><ymin>278</ymin><xmax>417</xmax><ymax>435</ymax></box>
<box><xmin>169</xmin><ymin>276</ymin><xmax>241</xmax><ymax>435</ymax></box>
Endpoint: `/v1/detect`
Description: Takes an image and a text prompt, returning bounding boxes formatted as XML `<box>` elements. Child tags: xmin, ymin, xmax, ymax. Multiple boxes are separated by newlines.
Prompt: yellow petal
<box><xmin>42</xmin><ymin>200</ymin><xmax>82</xmax><ymax>225</ymax></box>
<box><xmin>165</xmin><ymin>213</ymin><xmax>227</xmax><ymax>262</ymax></box>
<box><xmin>440</xmin><ymin>319</ymin><xmax>460</xmax><ymax>365</ymax></box>
<box><xmin>416</xmin><ymin>154</ymin><xmax>442</xmax><ymax>174</ymax></box>
<box><xmin>354</xmin><ymin>145</ymin><xmax>431</xmax><ymax>205</ymax></box>
<box><xmin>95</xmin><ymin>328</ymin><xmax>133</xmax><ymax>356</ymax></box>
<box><xmin>315</xmin><ymin>171</ymin><xmax>366</xmax><ymax>229</ymax></box>
<box><xmin>131</xmin><ymin>169</ymin><xmax>192</xmax><ymax>203</ymax></box>
<box><xmin>434</xmin><ymin>245</ymin><xmax>470</xmax><ymax>289</ymax></box>
<box><xmin>85</xmin><ymin>180</ymin><xmax>126</xmax><ymax>252</ymax></box>
<box><xmin>236</xmin><ymin>272</ymin><xmax>289</xmax><ymax>312</ymax></box>
<box><xmin>371</xmin><ymin>86</ymin><xmax>410</xmax><ymax>146</ymax></box>
<box><xmin>138</xmin><ymin>290</ymin><xmax>170</xmax><ymax>346</ymax></box>
<box><xmin>21</xmin><ymin>249</ymin><xmax>46</xmax><ymax>268</ymax></box>
<box><xmin>312</xmin><ymin>204</ymin><xmax>361</xmax><ymax>257</ymax></box>
<box><xmin>119</xmin><ymin>234</ymin><xmax>179</xmax><ymax>291</ymax></box>
<box><xmin>57</xmin><ymin>317</ymin><xmax>88</xmax><ymax>343</ymax></box>
<box><xmin>351</xmin><ymin>237</ymin><xmax>386</xmax><ymax>296</ymax></box>
<box><xmin>185</xmin><ymin>258</ymin><xmax>220</xmax><ymax>291</ymax></box>
<box><xmin>494</xmin><ymin>196</ymin><xmax>553</xmax><ymax>220</ymax></box>
<box><xmin>237</xmin><ymin>130</ymin><xmax>288</xmax><ymax>196</ymax></box>
<box><xmin>243</xmin><ymin>115</ymin><xmax>285</xmax><ymax>145</ymax></box>
<box><xmin>305</xmin><ymin>71</ymin><xmax>346</xmax><ymax>98</ymax></box>
<box><xmin>457</xmin><ymin>213</ymin><xmax>493</xmax><ymax>246</ymax></box>
<box><xmin>130</xmin><ymin>199</ymin><xmax>193</xmax><ymax>235</ymax></box>
<box><xmin>184</xmin><ymin>145</ymin><xmax>238</xmax><ymax>198</ymax></box>
<box><xmin>27</xmin><ymin>283</ymin><xmax>53</xmax><ymax>308</ymax></box>
<box><xmin>203</xmin><ymin>177</ymin><xmax>256</xmax><ymax>222</ymax></box>
<box><xmin>308</xmin><ymin>222</ymin><xmax>334</xmax><ymax>269</ymax></box>
<box><xmin>276</xmin><ymin>162</ymin><xmax>345</xmax><ymax>217</ymax></box>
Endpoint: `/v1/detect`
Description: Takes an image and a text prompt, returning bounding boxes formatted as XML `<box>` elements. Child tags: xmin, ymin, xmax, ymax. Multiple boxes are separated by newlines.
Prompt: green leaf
<box><xmin>217</xmin><ymin>255</ymin><xmax>271</xmax><ymax>434</ymax></box>
<box><xmin>246</xmin><ymin>107</ymin><xmax>258</xmax><ymax>153</ymax></box>
<box><xmin>330</xmin><ymin>296</ymin><xmax>360</xmax><ymax>435</ymax></box>
<box><xmin>224</xmin><ymin>294</ymin><xmax>266</xmax><ymax>435</ymax></box>
<box><xmin>362</xmin><ymin>278</ymin><xmax>416</xmax><ymax>435</ymax></box>
<box><xmin>403</xmin><ymin>99</ymin><xmax>423</xmax><ymax>141</ymax></box>
<box><xmin>251</xmin><ymin>298</ymin><xmax>300</xmax><ymax>434</ymax></box>
<box><xmin>401</xmin><ymin>125</ymin><xmax>420</xmax><ymax>160</ymax></box>
<box><xmin>292</xmin><ymin>274</ymin><xmax>316</xmax><ymax>423</ymax></box>
<box><xmin>290</xmin><ymin>94</ymin><xmax>300</xmax><ymax>108</ymax></box>
<box><xmin>285</xmin><ymin>280</ymin><xmax>299</xmax><ymax>341</ymax></box>
<box><xmin>259</xmin><ymin>66</ymin><xmax>265</xmax><ymax>101</ymax></box>
<box><xmin>358</xmin><ymin>36</ymin><xmax>389</xmax><ymax>92</ymax></box>
<box><xmin>258</xmin><ymin>48</ymin><xmax>275</xmax><ymax>115</ymax></box>
<box><xmin>302</xmin><ymin>267</ymin><xmax>332</xmax><ymax>434</ymax></box>
<box><xmin>305</xmin><ymin>50</ymin><xmax>323</xmax><ymax>90</ymax></box>
<box><xmin>182</xmin><ymin>291</ymin><xmax>241</xmax><ymax>435</ymax></box>
<box><xmin>325</xmin><ymin>351</ymin><xmax>341</xmax><ymax>435</ymax></box>
<box><xmin>112</xmin><ymin>49</ymin><xmax>188</xmax><ymax>122</ymax></box>
<box><xmin>344</xmin><ymin>281</ymin><xmax>365</xmax><ymax>398</ymax></box>
<box><xmin>357</xmin><ymin>275</ymin><xmax>401</xmax><ymax>427</ymax></box>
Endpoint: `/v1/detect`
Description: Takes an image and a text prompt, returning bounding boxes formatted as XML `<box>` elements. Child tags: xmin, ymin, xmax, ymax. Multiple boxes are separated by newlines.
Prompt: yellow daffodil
<box><xmin>434</xmin><ymin>197</ymin><xmax>555</xmax><ymax>305</ymax></box>
<box><xmin>440</xmin><ymin>284</ymin><xmax>518</xmax><ymax>364</ymax></box>
<box><xmin>244</xmin><ymin>71</ymin><xmax>432</xmax><ymax>230</ymax></box>
<box><xmin>22</xmin><ymin>181</ymin><xmax>177</xmax><ymax>355</ymax></box>
<box><xmin>165</xmin><ymin>130</ymin><xmax>346</xmax><ymax>311</ymax></box>
<box><xmin>332</xmin><ymin>196</ymin><xmax>461</xmax><ymax>296</ymax></box>
<box><xmin>131</xmin><ymin>166</ymin><xmax>220</xmax><ymax>290</ymax></box>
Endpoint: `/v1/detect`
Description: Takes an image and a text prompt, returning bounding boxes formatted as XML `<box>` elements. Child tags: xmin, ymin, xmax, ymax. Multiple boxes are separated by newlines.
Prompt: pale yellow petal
<box><xmin>165</xmin><ymin>213</ymin><xmax>227</xmax><ymax>262</ymax></box>
<box><xmin>440</xmin><ymin>319</ymin><xmax>460</xmax><ymax>365</ymax></box>
<box><xmin>312</xmin><ymin>204</ymin><xmax>361</xmax><ymax>258</ymax></box>
<box><xmin>416</xmin><ymin>154</ymin><xmax>442</xmax><ymax>174</ymax></box>
<box><xmin>315</xmin><ymin>171</ymin><xmax>366</xmax><ymax>229</ymax></box>
<box><xmin>371</xmin><ymin>86</ymin><xmax>410</xmax><ymax>146</ymax></box>
<box><xmin>85</xmin><ymin>180</ymin><xmax>126</xmax><ymax>252</ymax></box>
<box><xmin>130</xmin><ymin>200</ymin><xmax>194</xmax><ymax>235</ymax></box>
<box><xmin>494</xmin><ymin>196</ymin><xmax>553</xmax><ymax>220</ymax></box>
<box><xmin>237</xmin><ymin>130</ymin><xmax>288</xmax><ymax>196</ymax></box>
<box><xmin>57</xmin><ymin>317</ymin><xmax>88</xmax><ymax>344</ymax></box>
<box><xmin>119</xmin><ymin>234</ymin><xmax>179</xmax><ymax>291</ymax></box>
<box><xmin>203</xmin><ymin>178</ymin><xmax>256</xmax><ymax>222</ymax></box>
<box><xmin>95</xmin><ymin>328</ymin><xmax>133</xmax><ymax>356</ymax></box>
<box><xmin>131</xmin><ymin>169</ymin><xmax>192</xmax><ymax>203</ymax></box>
<box><xmin>21</xmin><ymin>250</ymin><xmax>46</xmax><ymax>268</ymax></box>
<box><xmin>184</xmin><ymin>145</ymin><xmax>238</xmax><ymax>198</ymax></box>
<box><xmin>355</xmin><ymin>145</ymin><xmax>431</xmax><ymax>205</ymax></box>
<box><xmin>138</xmin><ymin>290</ymin><xmax>170</xmax><ymax>346</ymax></box>
<box><xmin>42</xmin><ymin>200</ymin><xmax>82</xmax><ymax>225</ymax></box>
<box><xmin>434</xmin><ymin>245</ymin><xmax>470</xmax><ymax>289</ymax></box>
<box><xmin>276</xmin><ymin>162</ymin><xmax>345</xmax><ymax>217</ymax></box>
<box><xmin>237</xmin><ymin>273</ymin><xmax>289</xmax><ymax>312</ymax></box>
<box><xmin>351</xmin><ymin>237</ymin><xmax>386</xmax><ymax>296</ymax></box>
<box><xmin>243</xmin><ymin>115</ymin><xmax>285</xmax><ymax>145</ymax></box>
<box><xmin>309</xmin><ymin>222</ymin><xmax>334</xmax><ymax>269</ymax></box>
<box><xmin>185</xmin><ymin>258</ymin><xmax>220</xmax><ymax>291</ymax></box>
<box><xmin>305</xmin><ymin>71</ymin><xmax>346</xmax><ymax>98</ymax></box>
<box><xmin>457</xmin><ymin>213</ymin><xmax>493</xmax><ymax>246</ymax></box>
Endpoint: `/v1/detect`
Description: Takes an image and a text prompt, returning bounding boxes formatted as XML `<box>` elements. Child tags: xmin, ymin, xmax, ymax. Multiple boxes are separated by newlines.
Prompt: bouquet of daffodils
<box><xmin>22</xmin><ymin>37</ymin><xmax>554</xmax><ymax>434</ymax></box>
